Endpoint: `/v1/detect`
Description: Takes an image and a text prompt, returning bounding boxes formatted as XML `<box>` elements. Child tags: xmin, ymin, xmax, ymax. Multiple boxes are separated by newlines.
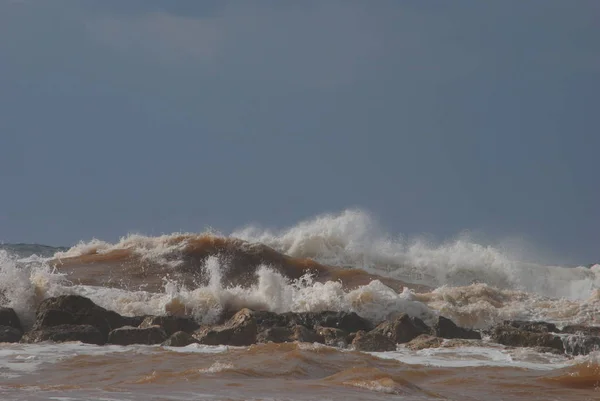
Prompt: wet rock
<box><xmin>0</xmin><ymin>326</ymin><xmax>22</xmax><ymax>343</ymax></box>
<box><xmin>405</xmin><ymin>334</ymin><xmax>444</xmax><ymax>351</ymax></box>
<box><xmin>433</xmin><ymin>316</ymin><xmax>481</xmax><ymax>340</ymax></box>
<box><xmin>33</xmin><ymin>309</ymin><xmax>76</xmax><ymax>329</ymax></box>
<box><xmin>139</xmin><ymin>315</ymin><xmax>199</xmax><ymax>336</ymax></box>
<box><xmin>257</xmin><ymin>326</ymin><xmax>294</xmax><ymax>343</ymax></box>
<box><xmin>490</xmin><ymin>325</ymin><xmax>564</xmax><ymax>352</ymax></box>
<box><xmin>370</xmin><ymin>313</ymin><xmax>430</xmax><ymax>344</ymax></box>
<box><xmin>21</xmin><ymin>324</ymin><xmax>104</xmax><ymax>345</ymax></box>
<box><xmin>562</xmin><ymin>335</ymin><xmax>600</xmax><ymax>356</ymax></box>
<box><xmin>291</xmin><ymin>325</ymin><xmax>322</xmax><ymax>343</ymax></box>
<box><xmin>315</xmin><ymin>326</ymin><xmax>349</xmax><ymax>348</ymax></box>
<box><xmin>351</xmin><ymin>330</ymin><xmax>396</xmax><ymax>352</ymax></box>
<box><xmin>253</xmin><ymin>311</ymin><xmax>291</xmax><ymax>330</ymax></box>
<box><xmin>287</xmin><ymin>311</ymin><xmax>372</xmax><ymax>333</ymax></box>
<box><xmin>195</xmin><ymin>308</ymin><xmax>257</xmax><ymax>346</ymax></box>
<box><xmin>561</xmin><ymin>325</ymin><xmax>600</xmax><ymax>337</ymax></box>
<box><xmin>0</xmin><ymin>308</ymin><xmax>22</xmax><ymax>331</ymax></box>
<box><xmin>35</xmin><ymin>295</ymin><xmax>129</xmax><ymax>339</ymax></box>
<box><xmin>107</xmin><ymin>325</ymin><xmax>167</xmax><ymax>345</ymax></box>
<box><xmin>534</xmin><ymin>346</ymin><xmax>565</xmax><ymax>355</ymax></box>
<box><xmin>162</xmin><ymin>331</ymin><xmax>198</xmax><ymax>347</ymax></box>
<box><xmin>504</xmin><ymin>320</ymin><xmax>559</xmax><ymax>333</ymax></box>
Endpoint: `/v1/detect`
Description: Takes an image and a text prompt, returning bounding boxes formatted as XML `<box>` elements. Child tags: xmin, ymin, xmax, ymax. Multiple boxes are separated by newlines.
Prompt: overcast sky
<box><xmin>1</xmin><ymin>1</ymin><xmax>598</xmax><ymax>263</ymax></box>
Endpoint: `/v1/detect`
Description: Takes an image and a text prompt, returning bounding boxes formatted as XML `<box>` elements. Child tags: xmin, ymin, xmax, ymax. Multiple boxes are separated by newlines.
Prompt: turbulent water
<box><xmin>1</xmin><ymin>210</ymin><xmax>599</xmax><ymax>400</ymax></box>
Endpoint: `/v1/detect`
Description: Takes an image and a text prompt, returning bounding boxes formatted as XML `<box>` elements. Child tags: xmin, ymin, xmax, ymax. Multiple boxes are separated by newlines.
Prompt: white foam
<box><xmin>233</xmin><ymin>209</ymin><xmax>600</xmax><ymax>300</ymax></box>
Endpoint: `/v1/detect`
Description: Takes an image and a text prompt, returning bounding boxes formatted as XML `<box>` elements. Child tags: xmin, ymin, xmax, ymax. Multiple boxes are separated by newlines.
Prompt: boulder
<box><xmin>433</xmin><ymin>316</ymin><xmax>481</xmax><ymax>340</ymax></box>
<box><xmin>21</xmin><ymin>324</ymin><xmax>104</xmax><ymax>345</ymax></box>
<box><xmin>370</xmin><ymin>313</ymin><xmax>430</xmax><ymax>344</ymax></box>
<box><xmin>35</xmin><ymin>295</ymin><xmax>129</xmax><ymax>339</ymax></box>
<box><xmin>195</xmin><ymin>308</ymin><xmax>257</xmax><ymax>346</ymax></box>
<box><xmin>315</xmin><ymin>326</ymin><xmax>349</xmax><ymax>348</ymax></box>
<box><xmin>139</xmin><ymin>315</ymin><xmax>199</xmax><ymax>336</ymax></box>
<box><xmin>504</xmin><ymin>320</ymin><xmax>559</xmax><ymax>333</ymax></box>
<box><xmin>257</xmin><ymin>326</ymin><xmax>294</xmax><ymax>343</ymax></box>
<box><xmin>33</xmin><ymin>309</ymin><xmax>75</xmax><ymax>329</ymax></box>
<box><xmin>0</xmin><ymin>308</ymin><xmax>22</xmax><ymax>331</ymax></box>
<box><xmin>290</xmin><ymin>325</ymin><xmax>322</xmax><ymax>343</ymax></box>
<box><xmin>253</xmin><ymin>310</ymin><xmax>291</xmax><ymax>330</ymax></box>
<box><xmin>561</xmin><ymin>325</ymin><xmax>600</xmax><ymax>337</ymax></box>
<box><xmin>562</xmin><ymin>335</ymin><xmax>600</xmax><ymax>356</ymax></box>
<box><xmin>107</xmin><ymin>325</ymin><xmax>167</xmax><ymax>345</ymax></box>
<box><xmin>490</xmin><ymin>325</ymin><xmax>564</xmax><ymax>352</ymax></box>
<box><xmin>286</xmin><ymin>311</ymin><xmax>372</xmax><ymax>333</ymax></box>
<box><xmin>162</xmin><ymin>331</ymin><xmax>198</xmax><ymax>347</ymax></box>
<box><xmin>351</xmin><ymin>330</ymin><xmax>396</xmax><ymax>352</ymax></box>
<box><xmin>0</xmin><ymin>326</ymin><xmax>22</xmax><ymax>343</ymax></box>
<box><xmin>405</xmin><ymin>334</ymin><xmax>444</xmax><ymax>351</ymax></box>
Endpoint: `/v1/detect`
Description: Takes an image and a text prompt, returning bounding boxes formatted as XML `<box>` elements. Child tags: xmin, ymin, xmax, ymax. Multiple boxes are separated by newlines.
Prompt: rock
<box><xmin>504</xmin><ymin>320</ymin><xmax>559</xmax><ymax>333</ymax></box>
<box><xmin>315</xmin><ymin>326</ymin><xmax>349</xmax><ymax>348</ymax></box>
<box><xmin>107</xmin><ymin>326</ymin><xmax>167</xmax><ymax>345</ymax></box>
<box><xmin>405</xmin><ymin>334</ymin><xmax>444</xmax><ymax>350</ymax></box>
<box><xmin>139</xmin><ymin>316</ymin><xmax>199</xmax><ymax>336</ymax></box>
<box><xmin>0</xmin><ymin>308</ymin><xmax>22</xmax><ymax>331</ymax></box>
<box><xmin>433</xmin><ymin>316</ymin><xmax>481</xmax><ymax>340</ymax></box>
<box><xmin>162</xmin><ymin>331</ymin><xmax>198</xmax><ymax>347</ymax></box>
<box><xmin>33</xmin><ymin>309</ymin><xmax>76</xmax><ymax>329</ymax></box>
<box><xmin>21</xmin><ymin>324</ymin><xmax>104</xmax><ymax>345</ymax></box>
<box><xmin>561</xmin><ymin>325</ymin><xmax>600</xmax><ymax>337</ymax></box>
<box><xmin>0</xmin><ymin>326</ymin><xmax>22</xmax><ymax>343</ymax></box>
<box><xmin>370</xmin><ymin>313</ymin><xmax>430</xmax><ymax>344</ymax></box>
<box><xmin>286</xmin><ymin>311</ymin><xmax>372</xmax><ymax>333</ymax></box>
<box><xmin>257</xmin><ymin>326</ymin><xmax>294</xmax><ymax>343</ymax></box>
<box><xmin>253</xmin><ymin>311</ymin><xmax>291</xmax><ymax>330</ymax></box>
<box><xmin>490</xmin><ymin>325</ymin><xmax>564</xmax><ymax>352</ymax></box>
<box><xmin>35</xmin><ymin>295</ymin><xmax>129</xmax><ymax>339</ymax></box>
<box><xmin>351</xmin><ymin>330</ymin><xmax>396</xmax><ymax>352</ymax></box>
<box><xmin>534</xmin><ymin>346</ymin><xmax>566</xmax><ymax>355</ymax></box>
<box><xmin>257</xmin><ymin>325</ymin><xmax>321</xmax><ymax>344</ymax></box>
<box><xmin>195</xmin><ymin>308</ymin><xmax>257</xmax><ymax>346</ymax></box>
<box><xmin>562</xmin><ymin>335</ymin><xmax>600</xmax><ymax>356</ymax></box>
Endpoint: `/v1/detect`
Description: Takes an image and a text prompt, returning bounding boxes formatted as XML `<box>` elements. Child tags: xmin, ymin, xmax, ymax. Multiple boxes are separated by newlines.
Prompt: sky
<box><xmin>0</xmin><ymin>0</ymin><xmax>598</xmax><ymax>264</ymax></box>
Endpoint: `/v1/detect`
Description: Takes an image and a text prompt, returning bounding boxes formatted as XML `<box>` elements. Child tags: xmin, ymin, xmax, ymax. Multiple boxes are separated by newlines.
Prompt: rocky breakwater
<box><xmin>2</xmin><ymin>295</ymin><xmax>600</xmax><ymax>357</ymax></box>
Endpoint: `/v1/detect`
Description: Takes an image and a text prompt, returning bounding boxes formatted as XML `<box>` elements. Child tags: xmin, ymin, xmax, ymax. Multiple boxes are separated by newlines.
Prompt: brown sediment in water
<box><xmin>2</xmin><ymin>342</ymin><xmax>598</xmax><ymax>400</ymax></box>
<box><xmin>49</xmin><ymin>234</ymin><xmax>429</xmax><ymax>293</ymax></box>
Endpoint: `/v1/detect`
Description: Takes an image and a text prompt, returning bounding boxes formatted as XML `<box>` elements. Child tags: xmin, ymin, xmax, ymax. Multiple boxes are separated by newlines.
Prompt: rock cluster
<box><xmin>2</xmin><ymin>296</ymin><xmax>600</xmax><ymax>356</ymax></box>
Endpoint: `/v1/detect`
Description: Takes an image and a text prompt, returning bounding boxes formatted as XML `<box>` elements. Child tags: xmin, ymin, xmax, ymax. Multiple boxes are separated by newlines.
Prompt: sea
<box><xmin>0</xmin><ymin>210</ymin><xmax>599</xmax><ymax>400</ymax></box>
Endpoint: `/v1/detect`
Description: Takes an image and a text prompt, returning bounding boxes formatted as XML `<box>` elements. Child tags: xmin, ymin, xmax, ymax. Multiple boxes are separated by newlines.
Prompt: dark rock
<box><xmin>139</xmin><ymin>315</ymin><xmax>199</xmax><ymax>336</ymax></box>
<box><xmin>21</xmin><ymin>324</ymin><xmax>104</xmax><ymax>345</ymax></box>
<box><xmin>35</xmin><ymin>295</ymin><xmax>130</xmax><ymax>339</ymax></box>
<box><xmin>0</xmin><ymin>308</ymin><xmax>22</xmax><ymax>331</ymax></box>
<box><xmin>490</xmin><ymin>325</ymin><xmax>564</xmax><ymax>352</ymax></box>
<box><xmin>291</xmin><ymin>325</ymin><xmax>322</xmax><ymax>343</ymax></box>
<box><xmin>162</xmin><ymin>331</ymin><xmax>198</xmax><ymax>347</ymax></box>
<box><xmin>107</xmin><ymin>325</ymin><xmax>167</xmax><ymax>345</ymax></box>
<box><xmin>561</xmin><ymin>325</ymin><xmax>600</xmax><ymax>337</ymax></box>
<box><xmin>562</xmin><ymin>335</ymin><xmax>600</xmax><ymax>356</ymax></box>
<box><xmin>405</xmin><ymin>334</ymin><xmax>444</xmax><ymax>351</ymax></box>
<box><xmin>33</xmin><ymin>309</ymin><xmax>75</xmax><ymax>329</ymax></box>
<box><xmin>504</xmin><ymin>320</ymin><xmax>559</xmax><ymax>333</ymax></box>
<box><xmin>257</xmin><ymin>324</ymin><xmax>321</xmax><ymax>344</ymax></box>
<box><xmin>0</xmin><ymin>326</ymin><xmax>22</xmax><ymax>343</ymax></box>
<box><xmin>284</xmin><ymin>311</ymin><xmax>372</xmax><ymax>333</ymax></box>
<box><xmin>315</xmin><ymin>326</ymin><xmax>349</xmax><ymax>347</ymax></box>
<box><xmin>253</xmin><ymin>311</ymin><xmax>291</xmax><ymax>330</ymax></box>
<box><xmin>351</xmin><ymin>330</ymin><xmax>396</xmax><ymax>352</ymax></box>
<box><xmin>433</xmin><ymin>316</ymin><xmax>481</xmax><ymax>340</ymax></box>
<box><xmin>257</xmin><ymin>326</ymin><xmax>294</xmax><ymax>343</ymax></box>
<box><xmin>534</xmin><ymin>346</ymin><xmax>566</xmax><ymax>355</ymax></box>
<box><xmin>194</xmin><ymin>308</ymin><xmax>257</xmax><ymax>346</ymax></box>
<box><xmin>370</xmin><ymin>313</ymin><xmax>430</xmax><ymax>344</ymax></box>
